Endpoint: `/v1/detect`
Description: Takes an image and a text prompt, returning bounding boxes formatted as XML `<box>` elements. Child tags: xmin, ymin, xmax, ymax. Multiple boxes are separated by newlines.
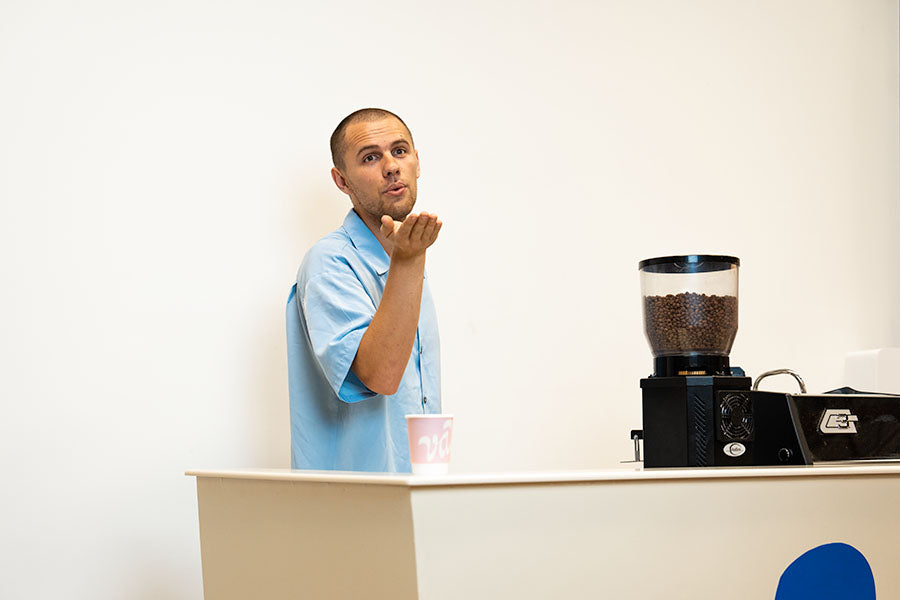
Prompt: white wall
<box><xmin>1</xmin><ymin>1</ymin><xmax>897</xmax><ymax>598</ymax></box>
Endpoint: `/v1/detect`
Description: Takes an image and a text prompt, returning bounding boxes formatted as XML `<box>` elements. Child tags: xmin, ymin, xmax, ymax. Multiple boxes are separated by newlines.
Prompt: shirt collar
<box><xmin>342</xmin><ymin>209</ymin><xmax>390</xmax><ymax>276</ymax></box>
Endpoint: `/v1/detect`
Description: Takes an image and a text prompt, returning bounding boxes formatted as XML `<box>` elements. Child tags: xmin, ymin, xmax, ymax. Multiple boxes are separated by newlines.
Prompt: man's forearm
<box><xmin>351</xmin><ymin>253</ymin><xmax>426</xmax><ymax>395</ymax></box>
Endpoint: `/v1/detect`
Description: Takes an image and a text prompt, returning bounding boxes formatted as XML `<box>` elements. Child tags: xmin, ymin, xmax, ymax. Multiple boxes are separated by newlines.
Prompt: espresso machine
<box><xmin>637</xmin><ymin>254</ymin><xmax>900</xmax><ymax>468</ymax></box>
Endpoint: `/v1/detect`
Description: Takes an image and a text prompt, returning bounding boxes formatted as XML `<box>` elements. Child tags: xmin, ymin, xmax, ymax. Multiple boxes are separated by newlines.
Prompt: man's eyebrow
<box><xmin>355</xmin><ymin>138</ymin><xmax>410</xmax><ymax>157</ymax></box>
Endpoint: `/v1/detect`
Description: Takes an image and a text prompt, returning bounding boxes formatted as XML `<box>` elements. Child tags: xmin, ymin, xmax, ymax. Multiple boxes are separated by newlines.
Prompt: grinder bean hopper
<box><xmin>639</xmin><ymin>254</ymin><xmax>739</xmax><ymax>377</ymax></box>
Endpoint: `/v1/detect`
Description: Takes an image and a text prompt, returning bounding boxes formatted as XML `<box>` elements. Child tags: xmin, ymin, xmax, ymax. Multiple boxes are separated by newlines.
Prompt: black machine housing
<box><xmin>640</xmin><ymin>375</ymin><xmax>900</xmax><ymax>468</ymax></box>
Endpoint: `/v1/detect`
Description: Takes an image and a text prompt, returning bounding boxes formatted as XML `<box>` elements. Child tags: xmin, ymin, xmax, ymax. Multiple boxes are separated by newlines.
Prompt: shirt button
<box><xmin>423</xmin><ymin>396</ymin><xmax>428</xmax><ymax>404</ymax></box>
<box><xmin>419</xmin><ymin>346</ymin><xmax>424</xmax><ymax>355</ymax></box>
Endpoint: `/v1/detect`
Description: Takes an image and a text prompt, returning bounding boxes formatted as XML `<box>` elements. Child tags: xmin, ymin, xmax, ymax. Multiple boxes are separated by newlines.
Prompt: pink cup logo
<box><xmin>417</xmin><ymin>420</ymin><xmax>452</xmax><ymax>461</ymax></box>
<box><xmin>406</xmin><ymin>415</ymin><xmax>453</xmax><ymax>472</ymax></box>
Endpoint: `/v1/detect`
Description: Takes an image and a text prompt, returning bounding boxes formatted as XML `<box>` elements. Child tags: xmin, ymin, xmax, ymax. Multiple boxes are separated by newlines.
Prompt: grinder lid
<box><xmin>639</xmin><ymin>254</ymin><xmax>739</xmax><ymax>273</ymax></box>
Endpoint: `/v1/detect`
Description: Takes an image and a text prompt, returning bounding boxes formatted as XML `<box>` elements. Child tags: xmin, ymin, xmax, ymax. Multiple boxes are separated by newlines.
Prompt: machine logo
<box><xmin>723</xmin><ymin>442</ymin><xmax>746</xmax><ymax>457</ymax></box>
<box><xmin>818</xmin><ymin>409</ymin><xmax>859</xmax><ymax>434</ymax></box>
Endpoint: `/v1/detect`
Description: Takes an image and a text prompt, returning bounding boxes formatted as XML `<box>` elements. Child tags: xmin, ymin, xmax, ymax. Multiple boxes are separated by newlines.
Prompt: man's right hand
<box><xmin>380</xmin><ymin>212</ymin><xmax>442</xmax><ymax>260</ymax></box>
<box><xmin>352</xmin><ymin>212</ymin><xmax>443</xmax><ymax>395</ymax></box>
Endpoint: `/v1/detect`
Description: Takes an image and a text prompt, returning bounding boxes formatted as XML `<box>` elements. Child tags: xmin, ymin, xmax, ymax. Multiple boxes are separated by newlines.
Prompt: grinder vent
<box><xmin>720</xmin><ymin>393</ymin><xmax>753</xmax><ymax>441</ymax></box>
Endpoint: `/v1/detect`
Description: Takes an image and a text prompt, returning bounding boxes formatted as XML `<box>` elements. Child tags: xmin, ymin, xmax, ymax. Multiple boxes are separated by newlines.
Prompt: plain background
<box><xmin>1</xmin><ymin>0</ymin><xmax>898</xmax><ymax>598</ymax></box>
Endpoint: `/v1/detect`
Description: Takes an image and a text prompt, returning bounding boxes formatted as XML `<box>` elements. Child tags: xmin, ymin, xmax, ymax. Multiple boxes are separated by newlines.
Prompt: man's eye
<box><xmin>362</xmin><ymin>154</ymin><xmax>377</xmax><ymax>163</ymax></box>
<box><xmin>393</xmin><ymin>148</ymin><xmax>406</xmax><ymax>156</ymax></box>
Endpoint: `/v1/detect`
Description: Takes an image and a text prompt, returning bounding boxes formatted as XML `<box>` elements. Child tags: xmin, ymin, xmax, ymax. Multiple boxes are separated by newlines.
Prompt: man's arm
<box><xmin>351</xmin><ymin>212</ymin><xmax>441</xmax><ymax>395</ymax></box>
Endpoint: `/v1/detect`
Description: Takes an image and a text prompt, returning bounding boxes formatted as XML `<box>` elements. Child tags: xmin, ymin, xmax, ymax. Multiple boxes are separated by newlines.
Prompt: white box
<box><xmin>845</xmin><ymin>348</ymin><xmax>900</xmax><ymax>394</ymax></box>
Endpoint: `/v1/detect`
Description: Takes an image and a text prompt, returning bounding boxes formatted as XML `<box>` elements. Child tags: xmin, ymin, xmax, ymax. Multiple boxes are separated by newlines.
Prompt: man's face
<box><xmin>331</xmin><ymin>116</ymin><xmax>420</xmax><ymax>222</ymax></box>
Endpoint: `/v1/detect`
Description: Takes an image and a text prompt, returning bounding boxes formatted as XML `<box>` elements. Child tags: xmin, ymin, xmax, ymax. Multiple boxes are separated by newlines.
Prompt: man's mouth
<box><xmin>385</xmin><ymin>183</ymin><xmax>407</xmax><ymax>196</ymax></box>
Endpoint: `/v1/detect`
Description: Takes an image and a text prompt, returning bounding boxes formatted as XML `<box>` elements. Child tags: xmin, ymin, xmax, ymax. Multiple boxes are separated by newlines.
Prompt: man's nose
<box><xmin>383</xmin><ymin>154</ymin><xmax>400</xmax><ymax>176</ymax></box>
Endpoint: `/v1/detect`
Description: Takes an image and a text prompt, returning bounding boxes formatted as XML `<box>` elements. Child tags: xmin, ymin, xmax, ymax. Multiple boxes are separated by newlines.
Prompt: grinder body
<box><xmin>640</xmin><ymin>376</ymin><xmax>810</xmax><ymax>467</ymax></box>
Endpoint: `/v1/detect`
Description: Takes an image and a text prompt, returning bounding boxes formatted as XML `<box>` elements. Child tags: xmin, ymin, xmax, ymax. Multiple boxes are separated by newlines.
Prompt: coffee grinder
<box><xmin>639</xmin><ymin>255</ymin><xmax>756</xmax><ymax>467</ymax></box>
<box><xmin>638</xmin><ymin>254</ymin><xmax>900</xmax><ymax>468</ymax></box>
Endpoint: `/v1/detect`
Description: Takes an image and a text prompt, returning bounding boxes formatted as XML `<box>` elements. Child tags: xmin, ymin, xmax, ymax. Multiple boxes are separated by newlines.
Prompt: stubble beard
<box><xmin>348</xmin><ymin>177</ymin><xmax>417</xmax><ymax>224</ymax></box>
<box><xmin>382</xmin><ymin>187</ymin><xmax>417</xmax><ymax>222</ymax></box>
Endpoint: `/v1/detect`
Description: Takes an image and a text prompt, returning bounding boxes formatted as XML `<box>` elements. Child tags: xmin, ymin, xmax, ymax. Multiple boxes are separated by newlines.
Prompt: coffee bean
<box><xmin>643</xmin><ymin>292</ymin><xmax>738</xmax><ymax>356</ymax></box>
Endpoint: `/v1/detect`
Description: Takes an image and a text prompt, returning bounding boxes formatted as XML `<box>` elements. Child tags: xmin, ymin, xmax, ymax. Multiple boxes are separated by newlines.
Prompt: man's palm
<box><xmin>381</xmin><ymin>212</ymin><xmax>442</xmax><ymax>258</ymax></box>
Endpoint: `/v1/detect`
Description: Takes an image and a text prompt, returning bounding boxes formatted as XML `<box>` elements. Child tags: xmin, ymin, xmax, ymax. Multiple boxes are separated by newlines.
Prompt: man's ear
<box><xmin>331</xmin><ymin>167</ymin><xmax>351</xmax><ymax>195</ymax></box>
<box><xmin>415</xmin><ymin>150</ymin><xmax>420</xmax><ymax>179</ymax></box>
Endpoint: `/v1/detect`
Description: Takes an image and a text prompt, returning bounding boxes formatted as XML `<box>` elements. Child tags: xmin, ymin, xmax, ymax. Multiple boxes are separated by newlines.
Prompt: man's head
<box><xmin>330</xmin><ymin>108</ymin><xmax>414</xmax><ymax>170</ymax></box>
<box><xmin>330</xmin><ymin>108</ymin><xmax>420</xmax><ymax>223</ymax></box>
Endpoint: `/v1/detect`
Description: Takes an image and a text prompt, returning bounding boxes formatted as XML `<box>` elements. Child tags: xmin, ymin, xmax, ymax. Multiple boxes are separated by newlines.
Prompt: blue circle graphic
<box><xmin>775</xmin><ymin>542</ymin><xmax>875</xmax><ymax>599</ymax></box>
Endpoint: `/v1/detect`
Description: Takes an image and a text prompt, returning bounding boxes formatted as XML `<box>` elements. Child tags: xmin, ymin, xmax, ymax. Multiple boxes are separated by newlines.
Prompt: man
<box><xmin>286</xmin><ymin>108</ymin><xmax>442</xmax><ymax>472</ymax></box>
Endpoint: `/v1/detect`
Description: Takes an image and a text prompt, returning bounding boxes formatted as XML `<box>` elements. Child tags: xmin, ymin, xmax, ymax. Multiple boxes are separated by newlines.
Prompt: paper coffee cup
<box><xmin>406</xmin><ymin>414</ymin><xmax>454</xmax><ymax>475</ymax></box>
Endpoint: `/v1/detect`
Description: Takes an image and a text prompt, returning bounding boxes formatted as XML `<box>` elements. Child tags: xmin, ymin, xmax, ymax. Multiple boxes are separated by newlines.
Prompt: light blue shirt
<box><xmin>287</xmin><ymin>209</ymin><xmax>441</xmax><ymax>473</ymax></box>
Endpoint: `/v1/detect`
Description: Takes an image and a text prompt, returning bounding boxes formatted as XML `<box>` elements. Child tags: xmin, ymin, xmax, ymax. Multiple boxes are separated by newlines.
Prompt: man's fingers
<box><xmin>398</xmin><ymin>213</ymin><xmax>421</xmax><ymax>241</ymax></box>
<box><xmin>380</xmin><ymin>215</ymin><xmax>396</xmax><ymax>239</ymax></box>
<box><xmin>424</xmin><ymin>219</ymin><xmax>442</xmax><ymax>246</ymax></box>
<box><xmin>420</xmin><ymin>214</ymin><xmax>437</xmax><ymax>243</ymax></box>
<box><xmin>414</xmin><ymin>214</ymin><xmax>442</xmax><ymax>247</ymax></box>
<box><xmin>399</xmin><ymin>213</ymin><xmax>418</xmax><ymax>236</ymax></box>
<box><xmin>411</xmin><ymin>213</ymin><xmax>430</xmax><ymax>242</ymax></box>
<box><xmin>431</xmin><ymin>219</ymin><xmax>443</xmax><ymax>243</ymax></box>
<box><xmin>390</xmin><ymin>212</ymin><xmax>442</xmax><ymax>255</ymax></box>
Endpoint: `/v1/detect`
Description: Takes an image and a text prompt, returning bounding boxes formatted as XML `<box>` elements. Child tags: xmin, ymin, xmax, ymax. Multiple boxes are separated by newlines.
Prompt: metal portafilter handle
<box><xmin>752</xmin><ymin>369</ymin><xmax>807</xmax><ymax>394</ymax></box>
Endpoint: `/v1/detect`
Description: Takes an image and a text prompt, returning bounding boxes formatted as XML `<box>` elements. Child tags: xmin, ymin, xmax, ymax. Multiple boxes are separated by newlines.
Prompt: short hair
<box><xmin>330</xmin><ymin>108</ymin><xmax>414</xmax><ymax>170</ymax></box>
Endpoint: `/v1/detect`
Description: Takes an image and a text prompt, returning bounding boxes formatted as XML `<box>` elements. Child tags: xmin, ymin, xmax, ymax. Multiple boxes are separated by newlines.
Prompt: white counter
<box><xmin>188</xmin><ymin>464</ymin><xmax>900</xmax><ymax>599</ymax></box>
<box><xmin>187</xmin><ymin>462</ymin><xmax>900</xmax><ymax>485</ymax></box>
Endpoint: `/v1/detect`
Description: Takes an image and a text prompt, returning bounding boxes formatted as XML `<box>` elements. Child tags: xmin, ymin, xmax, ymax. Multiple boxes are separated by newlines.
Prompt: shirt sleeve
<box><xmin>301</xmin><ymin>269</ymin><xmax>378</xmax><ymax>403</ymax></box>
